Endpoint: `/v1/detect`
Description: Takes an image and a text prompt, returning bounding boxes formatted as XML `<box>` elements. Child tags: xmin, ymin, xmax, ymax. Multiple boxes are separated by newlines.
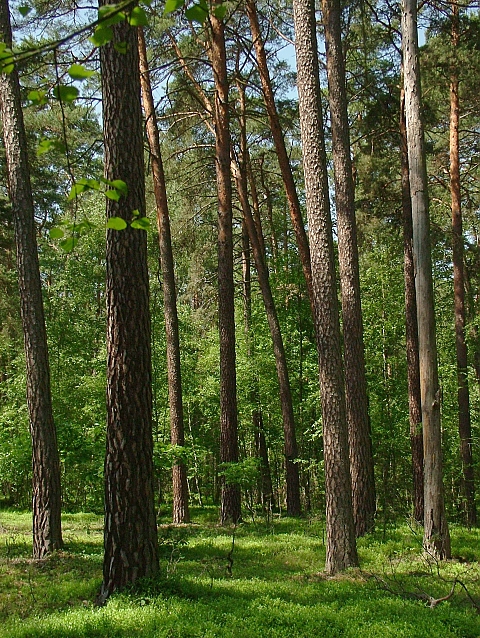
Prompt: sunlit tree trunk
<box><xmin>138</xmin><ymin>28</ymin><xmax>190</xmax><ymax>525</ymax></box>
<box><xmin>401</xmin><ymin>0</ymin><xmax>451</xmax><ymax>558</ymax></box>
<box><xmin>400</xmin><ymin>83</ymin><xmax>424</xmax><ymax>524</ymax></box>
<box><xmin>293</xmin><ymin>0</ymin><xmax>358</xmax><ymax>573</ymax></box>
<box><xmin>321</xmin><ymin>0</ymin><xmax>375</xmax><ymax>537</ymax></box>
<box><xmin>98</xmin><ymin>5</ymin><xmax>159</xmax><ymax>602</ymax></box>
<box><xmin>0</xmin><ymin>0</ymin><xmax>63</xmax><ymax>559</ymax></box>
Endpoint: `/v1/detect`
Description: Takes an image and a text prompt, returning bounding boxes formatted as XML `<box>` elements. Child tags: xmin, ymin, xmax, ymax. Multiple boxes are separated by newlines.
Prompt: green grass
<box><xmin>0</xmin><ymin>508</ymin><xmax>479</xmax><ymax>637</ymax></box>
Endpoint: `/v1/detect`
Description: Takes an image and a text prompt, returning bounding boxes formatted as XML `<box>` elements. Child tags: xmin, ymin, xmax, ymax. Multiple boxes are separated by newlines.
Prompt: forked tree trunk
<box><xmin>449</xmin><ymin>2</ymin><xmax>476</xmax><ymax>527</ymax></box>
<box><xmin>400</xmin><ymin>83</ymin><xmax>424</xmax><ymax>524</ymax></box>
<box><xmin>321</xmin><ymin>0</ymin><xmax>375</xmax><ymax>537</ymax></box>
<box><xmin>138</xmin><ymin>28</ymin><xmax>190</xmax><ymax>525</ymax></box>
<box><xmin>293</xmin><ymin>0</ymin><xmax>358</xmax><ymax>573</ymax></box>
<box><xmin>210</xmin><ymin>9</ymin><xmax>241</xmax><ymax>524</ymax></box>
<box><xmin>236</xmin><ymin>82</ymin><xmax>301</xmax><ymax>516</ymax></box>
<box><xmin>0</xmin><ymin>0</ymin><xmax>63</xmax><ymax>559</ymax></box>
<box><xmin>401</xmin><ymin>0</ymin><xmax>451</xmax><ymax>558</ymax></box>
<box><xmin>98</xmin><ymin>6</ymin><xmax>159</xmax><ymax>603</ymax></box>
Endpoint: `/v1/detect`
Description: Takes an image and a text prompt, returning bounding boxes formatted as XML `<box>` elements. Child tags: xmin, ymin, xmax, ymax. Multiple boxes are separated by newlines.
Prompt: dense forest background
<box><xmin>0</xmin><ymin>0</ymin><xmax>479</xmax><ymax>537</ymax></box>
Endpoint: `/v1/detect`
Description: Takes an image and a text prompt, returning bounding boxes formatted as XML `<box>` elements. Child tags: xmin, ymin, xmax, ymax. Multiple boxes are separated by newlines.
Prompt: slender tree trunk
<box><xmin>321</xmin><ymin>0</ymin><xmax>375</xmax><ymax>537</ymax></box>
<box><xmin>0</xmin><ymin>0</ymin><xmax>63</xmax><ymax>559</ymax></box>
<box><xmin>401</xmin><ymin>0</ymin><xmax>451</xmax><ymax>558</ymax></box>
<box><xmin>138</xmin><ymin>29</ymin><xmax>190</xmax><ymax>525</ymax></box>
<box><xmin>236</xmin><ymin>82</ymin><xmax>301</xmax><ymax>515</ymax></box>
<box><xmin>449</xmin><ymin>2</ymin><xmax>476</xmax><ymax>527</ymax></box>
<box><xmin>98</xmin><ymin>6</ymin><xmax>159</xmax><ymax>603</ymax></box>
<box><xmin>400</xmin><ymin>84</ymin><xmax>424</xmax><ymax>524</ymax></box>
<box><xmin>245</xmin><ymin>0</ymin><xmax>314</xmax><ymax>309</ymax></box>
<box><xmin>210</xmin><ymin>10</ymin><xmax>241</xmax><ymax>524</ymax></box>
<box><xmin>293</xmin><ymin>0</ymin><xmax>358</xmax><ymax>573</ymax></box>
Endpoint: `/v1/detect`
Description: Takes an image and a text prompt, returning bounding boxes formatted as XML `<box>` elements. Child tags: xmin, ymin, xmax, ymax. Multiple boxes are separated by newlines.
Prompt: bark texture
<box><xmin>401</xmin><ymin>0</ymin><xmax>451</xmax><ymax>558</ymax></box>
<box><xmin>0</xmin><ymin>0</ymin><xmax>63</xmax><ymax>559</ymax></box>
<box><xmin>449</xmin><ymin>2</ymin><xmax>476</xmax><ymax>527</ymax></box>
<box><xmin>99</xmin><ymin>6</ymin><xmax>159</xmax><ymax>602</ymax></box>
<box><xmin>210</xmin><ymin>10</ymin><xmax>241</xmax><ymax>524</ymax></box>
<box><xmin>400</xmin><ymin>84</ymin><xmax>424</xmax><ymax>524</ymax></box>
<box><xmin>293</xmin><ymin>0</ymin><xmax>358</xmax><ymax>573</ymax></box>
<box><xmin>138</xmin><ymin>28</ymin><xmax>190</xmax><ymax>525</ymax></box>
<box><xmin>321</xmin><ymin>0</ymin><xmax>375</xmax><ymax>537</ymax></box>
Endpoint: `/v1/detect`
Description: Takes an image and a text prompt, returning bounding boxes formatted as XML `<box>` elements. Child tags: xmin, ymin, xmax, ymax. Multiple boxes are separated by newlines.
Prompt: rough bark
<box><xmin>245</xmin><ymin>0</ymin><xmax>314</xmax><ymax>310</ymax></box>
<box><xmin>98</xmin><ymin>6</ymin><xmax>159</xmax><ymax>603</ymax></box>
<box><xmin>401</xmin><ymin>0</ymin><xmax>451</xmax><ymax>558</ymax></box>
<box><xmin>321</xmin><ymin>0</ymin><xmax>375</xmax><ymax>537</ymax></box>
<box><xmin>210</xmin><ymin>10</ymin><xmax>241</xmax><ymax>524</ymax></box>
<box><xmin>138</xmin><ymin>28</ymin><xmax>190</xmax><ymax>525</ymax></box>
<box><xmin>400</xmin><ymin>83</ymin><xmax>424</xmax><ymax>524</ymax></box>
<box><xmin>0</xmin><ymin>0</ymin><xmax>63</xmax><ymax>559</ymax></box>
<box><xmin>293</xmin><ymin>0</ymin><xmax>358</xmax><ymax>573</ymax></box>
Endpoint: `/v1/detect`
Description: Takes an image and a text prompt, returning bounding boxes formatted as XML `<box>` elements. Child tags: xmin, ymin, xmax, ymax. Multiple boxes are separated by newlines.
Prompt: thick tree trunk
<box><xmin>210</xmin><ymin>10</ymin><xmax>241</xmax><ymax>525</ymax></box>
<box><xmin>245</xmin><ymin>0</ymin><xmax>314</xmax><ymax>309</ymax></box>
<box><xmin>293</xmin><ymin>0</ymin><xmax>358</xmax><ymax>573</ymax></box>
<box><xmin>138</xmin><ymin>29</ymin><xmax>190</xmax><ymax>525</ymax></box>
<box><xmin>400</xmin><ymin>84</ymin><xmax>424</xmax><ymax>524</ymax></box>
<box><xmin>98</xmin><ymin>6</ymin><xmax>159</xmax><ymax>603</ymax></box>
<box><xmin>401</xmin><ymin>0</ymin><xmax>451</xmax><ymax>558</ymax></box>
<box><xmin>321</xmin><ymin>0</ymin><xmax>375</xmax><ymax>537</ymax></box>
<box><xmin>449</xmin><ymin>2</ymin><xmax>476</xmax><ymax>527</ymax></box>
<box><xmin>236</xmin><ymin>83</ymin><xmax>301</xmax><ymax>516</ymax></box>
<box><xmin>0</xmin><ymin>0</ymin><xmax>63</xmax><ymax>559</ymax></box>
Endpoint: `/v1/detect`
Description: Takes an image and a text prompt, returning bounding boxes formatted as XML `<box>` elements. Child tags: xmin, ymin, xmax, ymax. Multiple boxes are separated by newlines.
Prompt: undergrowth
<box><xmin>0</xmin><ymin>507</ymin><xmax>479</xmax><ymax>637</ymax></box>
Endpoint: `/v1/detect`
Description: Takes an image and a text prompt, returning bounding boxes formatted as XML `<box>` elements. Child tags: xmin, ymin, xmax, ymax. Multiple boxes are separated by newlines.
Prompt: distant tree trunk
<box><xmin>236</xmin><ymin>82</ymin><xmax>301</xmax><ymax>516</ymax></box>
<box><xmin>138</xmin><ymin>28</ymin><xmax>190</xmax><ymax>525</ymax></box>
<box><xmin>449</xmin><ymin>1</ymin><xmax>476</xmax><ymax>527</ymax></box>
<box><xmin>245</xmin><ymin>0</ymin><xmax>314</xmax><ymax>310</ymax></box>
<box><xmin>98</xmin><ymin>7</ymin><xmax>159</xmax><ymax>603</ymax></box>
<box><xmin>0</xmin><ymin>0</ymin><xmax>63</xmax><ymax>560</ymax></box>
<box><xmin>321</xmin><ymin>0</ymin><xmax>375</xmax><ymax>537</ymax></box>
<box><xmin>293</xmin><ymin>0</ymin><xmax>358</xmax><ymax>573</ymax></box>
<box><xmin>400</xmin><ymin>84</ymin><xmax>424</xmax><ymax>525</ymax></box>
<box><xmin>210</xmin><ymin>9</ymin><xmax>241</xmax><ymax>524</ymax></box>
<box><xmin>401</xmin><ymin>0</ymin><xmax>451</xmax><ymax>559</ymax></box>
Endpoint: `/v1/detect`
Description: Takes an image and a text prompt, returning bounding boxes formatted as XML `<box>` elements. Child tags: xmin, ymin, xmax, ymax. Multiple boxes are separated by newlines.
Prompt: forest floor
<box><xmin>0</xmin><ymin>507</ymin><xmax>479</xmax><ymax>637</ymax></box>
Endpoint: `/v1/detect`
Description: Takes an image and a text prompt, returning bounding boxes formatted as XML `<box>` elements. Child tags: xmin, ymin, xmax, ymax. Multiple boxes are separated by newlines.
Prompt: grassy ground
<box><xmin>0</xmin><ymin>508</ymin><xmax>479</xmax><ymax>637</ymax></box>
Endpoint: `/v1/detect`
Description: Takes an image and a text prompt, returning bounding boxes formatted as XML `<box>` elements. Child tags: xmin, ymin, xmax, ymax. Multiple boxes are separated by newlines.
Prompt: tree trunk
<box><xmin>245</xmin><ymin>0</ymin><xmax>314</xmax><ymax>310</ymax></box>
<box><xmin>98</xmin><ymin>5</ymin><xmax>159</xmax><ymax>603</ymax></box>
<box><xmin>321</xmin><ymin>0</ymin><xmax>375</xmax><ymax>537</ymax></box>
<box><xmin>138</xmin><ymin>28</ymin><xmax>190</xmax><ymax>525</ymax></box>
<box><xmin>401</xmin><ymin>0</ymin><xmax>451</xmax><ymax>558</ymax></box>
<box><xmin>210</xmin><ymin>10</ymin><xmax>241</xmax><ymax>525</ymax></box>
<box><xmin>449</xmin><ymin>1</ymin><xmax>476</xmax><ymax>527</ymax></box>
<box><xmin>0</xmin><ymin>0</ymin><xmax>63</xmax><ymax>559</ymax></box>
<box><xmin>400</xmin><ymin>83</ymin><xmax>424</xmax><ymax>524</ymax></box>
<box><xmin>293</xmin><ymin>0</ymin><xmax>358</xmax><ymax>573</ymax></box>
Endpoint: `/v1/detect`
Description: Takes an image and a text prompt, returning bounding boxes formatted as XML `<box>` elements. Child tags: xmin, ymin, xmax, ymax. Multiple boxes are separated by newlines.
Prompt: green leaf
<box><xmin>105</xmin><ymin>189</ymin><xmax>121</xmax><ymax>201</ymax></box>
<box><xmin>114</xmin><ymin>41</ymin><xmax>128</xmax><ymax>54</ymax></box>
<box><xmin>27</xmin><ymin>89</ymin><xmax>48</xmax><ymax>105</ymax></box>
<box><xmin>213</xmin><ymin>4</ymin><xmax>227</xmax><ymax>19</ymax></box>
<box><xmin>164</xmin><ymin>0</ymin><xmax>183</xmax><ymax>15</ymax></box>
<box><xmin>68</xmin><ymin>64</ymin><xmax>95</xmax><ymax>81</ymax></box>
<box><xmin>128</xmin><ymin>6</ymin><xmax>148</xmax><ymax>26</ymax></box>
<box><xmin>107</xmin><ymin>217</ymin><xmax>127</xmax><ymax>230</ymax></box>
<box><xmin>36</xmin><ymin>138</ymin><xmax>65</xmax><ymax>156</ymax></box>
<box><xmin>49</xmin><ymin>227</ymin><xmax>64</xmax><ymax>239</ymax></box>
<box><xmin>131</xmin><ymin>217</ymin><xmax>150</xmax><ymax>230</ymax></box>
<box><xmin>0</xmin><ymin>46</ymin><xmax>14</xmax><ymax>74</ymax></box>
<box><xmin>98</xmin><ymin>4</ymin><xmax>126</xmax><ymax>26</ymax></box>
<box><xmin>67</xmin><ymin>178</ymin><xmax>100</xmax><ymax>200</ymax></box>
<box><xmin>185</xmin><ymin>4</ymin><xmax>208</xmax><ymax>23</ymax></box>
<box><xmin>60</xmin><ymin>236</ymin><xmax>78</xmax><ymax>252</ymax></box>
<box><xmin>53</xmin><ymin>84</ymin><xmax>79</xmax><ymax>103</ymax></box>
<box><xmin>109</xmin><ymin>179</ymin><xmax>128</xmax><ymax>197</ymax></box>
<box><xmin>18</xmin><ymin>5</ymin><xmax>32</xmax><ymax>17</ymax></box>
<box><xmin>89</xmin><ymin>25</ymin><xmax>113</xmax><ymax>47</ymax></box>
